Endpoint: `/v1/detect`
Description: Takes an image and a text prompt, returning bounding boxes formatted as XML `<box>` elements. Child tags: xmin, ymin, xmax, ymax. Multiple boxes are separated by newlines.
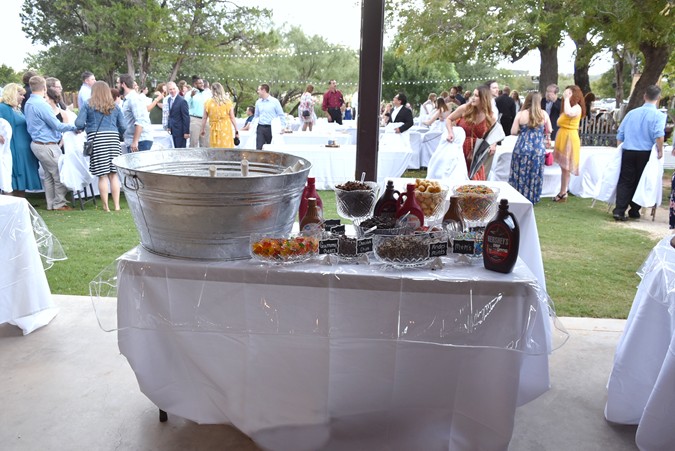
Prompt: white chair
<box><xmin>426</xmin><ymin>127</ymin><xmax>469</xmax><ymax>185</ymax></box>
<box><xmin>0</xmin><ymin>118</ymin><xmax>12</xmax><ymax>193</ymax></box>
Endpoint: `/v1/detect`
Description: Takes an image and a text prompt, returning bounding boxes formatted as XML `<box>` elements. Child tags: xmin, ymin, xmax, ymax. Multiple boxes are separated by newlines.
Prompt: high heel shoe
<box><xmin>552</xmin><ymin>192</ymin><xmax>568</xmax><ymax>202</ymax></box>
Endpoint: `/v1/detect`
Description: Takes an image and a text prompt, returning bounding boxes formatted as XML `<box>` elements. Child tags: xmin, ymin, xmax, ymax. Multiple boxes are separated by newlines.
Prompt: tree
<box><xmin>20</xmin><ymin>0</ymin><xmax>273</xmax><ymax>89</ymax></box>
<box><xmin>388</xmin><ymin>0</ymin><xmax>568</xmax><ymax>94</ymax></box>
<box><xmin>0</xmin><ymin>65</ymin><xmax>21</xmax><ymax>86</ymax></box>
<box><xmin>594</xmin><ymin>0</ymin><xmax>674</xmax><ymax>115</ymax></box>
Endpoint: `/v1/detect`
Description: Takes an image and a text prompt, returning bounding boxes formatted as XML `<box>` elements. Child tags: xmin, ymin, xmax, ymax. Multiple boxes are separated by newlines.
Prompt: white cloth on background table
<box><xmin>0</xmin><ymin>196</ymin><xmax>60</xmax><ymax>334</ymax></box>
<box><xmin>0</xmin><ymin>118</ymin><xmax>13</xmax><ymax>192</ymax></box>
<box><xmin>58</xmin><ymin>131</ymin><xmax>95</xmax><ymax>192</ymax></box>
<box><xmin>605</xmin><ymin>235</ymin><xmax>675</xmax><ymax>450</ymax></box>
<box><xmin>262</xmin><ymin>143</ymin><xmax>412</xmax><ymax>189</ymax></box>
<box><xmin>115</xmin><ymin>245</ymin><xmax>563</xmax><ymax>451</ymax></box>
<box><xmin>272</xmin><ymin>131</ymin><xmax>351</xmax><ymax>147</ymax></box>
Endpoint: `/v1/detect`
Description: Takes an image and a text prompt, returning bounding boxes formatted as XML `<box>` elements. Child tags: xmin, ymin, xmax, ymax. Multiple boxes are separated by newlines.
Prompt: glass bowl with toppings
<box><xmin>334</xmin><ymin>181</ymin><xmax>379</xmax><ymax>220</ymax></box>
<box><xmin>372</xmin><ymin>230</ymin><xmax>448</xmax><ymax>267</ymax></box>
<box><xmin>250</xmin><ymin>233</ymin><xmax>319</xmax><ymax>264</ymax></box>
<box><xmin>354</xmin><ymin>216</ymin><xmax>413</xmax><ymax>237</ymax></box>
<box><xmin>414</xmin><ymin>179</ymin><xmax>449</xmax><ymax>225</ymax></box>
<box><xmin>452</xmin><ymin>184</ymin><xmax>500</xmax><ymax>225</ymax></box>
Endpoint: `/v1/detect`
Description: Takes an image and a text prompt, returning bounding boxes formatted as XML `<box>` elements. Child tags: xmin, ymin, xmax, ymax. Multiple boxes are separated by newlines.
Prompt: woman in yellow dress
<box><xmin>201</xmin><ymin>82</ymin><xmax>238</xmax><ymax>147</ymax></box>
<box><xmin>552</xmin><ymin>85</ymin><xmax>585</xmax><ymax>202</ymax></box>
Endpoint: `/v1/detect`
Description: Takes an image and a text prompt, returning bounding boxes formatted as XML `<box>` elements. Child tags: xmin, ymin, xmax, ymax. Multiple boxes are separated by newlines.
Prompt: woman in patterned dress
<box><xmin>508</xmin><ymin>92</ymin><xmax>553</xmax><ymax>204</ymax></box>
<box><xmin>445</xmin><ymin>85</ymin><xmax>496</xmax><ymax>181</ymax></box>
<box><xmin>202</xmin><ymin>83</ymin><xmax>238</xmax><ymax>147</ymax></box>
<box><xmin>552</xmin><ymin>85</ymin><xmax>585</xmax><ymax>202</ymax></box>
<box><xmin>75</xmin><ymin>81</ymin><xmax>126</xmax><ymax>211</ymax></box>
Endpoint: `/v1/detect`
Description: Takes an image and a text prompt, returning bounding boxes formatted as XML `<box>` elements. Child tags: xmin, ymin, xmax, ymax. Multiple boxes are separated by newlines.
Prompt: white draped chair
<box><xmin>0</xmin><ymin>118</ymin><xmax>13</xmax><ymax>193</ymax></box>
<box><xmin>426</xmin><ymin>126</ymin><xmax>469</xmax><ymax>186</ymax></box>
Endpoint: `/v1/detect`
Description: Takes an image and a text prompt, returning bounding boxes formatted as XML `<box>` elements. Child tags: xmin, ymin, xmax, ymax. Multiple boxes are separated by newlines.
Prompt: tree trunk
<box><xmin>538</xmin><ymin>44</ymin><xmax>558</xmax><ymax>94</ymax></box>
<box><xmin>572</xmin><ymin>37</ymin><xmax>591</xmax><ymax>95</ymax></box>
<box><xmin>613</xmin><ymin>48</ymin><xmax>624</xmax><ymax>107</ymax></box>
<box><xmin>125</xmin><ymin>50</ymin><xmax>135</xmax><ymax>77</ymax></box>
<box><xmin>625</xmin><ymin>42</ymin><xmax>670</xmax><ymax>114</ymax></box>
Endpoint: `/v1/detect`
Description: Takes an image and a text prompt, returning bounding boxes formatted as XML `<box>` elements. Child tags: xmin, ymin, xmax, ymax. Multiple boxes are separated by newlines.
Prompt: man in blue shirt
<box><xmin>253</xmin><ymin>84</ymin><xmax>286</xmax><ymax>150</ymax></box>
<box><xmin>24</xmin><ymin>75</ymin><xmax>77</xmax><ymax>210</ymax></box>
<box><xmin>613</xmin><ymin>85</ymin><xmax>666</xmax><ymax>221</ymax></box>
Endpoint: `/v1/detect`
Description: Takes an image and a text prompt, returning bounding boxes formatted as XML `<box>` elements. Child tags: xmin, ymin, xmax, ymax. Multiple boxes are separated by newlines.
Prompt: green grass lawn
<box><xmin>25</xmin><ymin>172</ymin><xmax>666</xmax><ymax>319</ymax></box>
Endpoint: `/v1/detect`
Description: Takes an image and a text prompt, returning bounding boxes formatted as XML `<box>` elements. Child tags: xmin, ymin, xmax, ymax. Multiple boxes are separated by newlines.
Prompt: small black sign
<box><xmin>319</xmin><ymin>239</ymin><xmax>339</xmax><ymax>255</ymax></box>
<box><xmin>429</xmin><ymin>241</ymin><xmax>448</xmax><ymax>257</ymax></box>
<box><xmin>357</xmin><ymin>238</ymin><xmax>373</xmax><ymax>253</ymax></box>
<box><xmin>324</xmin><ymin>219</ymin><xmax>341</xmax><ymax>227</ymax></box>
<box><xmin>453</xmin><ymin>240</ymin><xmax>475</xmax><ymax>255</ymax></box>
<box><xmin>328</xmin><ymin>224</ymin><xmax>346</xmax><ymax>234</ymax></box>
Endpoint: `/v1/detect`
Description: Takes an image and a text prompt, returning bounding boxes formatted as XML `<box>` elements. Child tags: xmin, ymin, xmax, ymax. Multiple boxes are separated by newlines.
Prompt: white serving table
<box><xmin>387</xmin><ymin>179</ymin><xmax>547</xmax><ymax>292</ymax></box>
<box><xmin>273</xmin><ymin>131</ymin><xmax>352</xmax><ymax>147</ymax></box>
<box><xmin>116</xmin><ymin>246</ymin><xmax>559</xmax><ymax>451</ymax></box>
<box><xmin>148</xmin><ymin>124</ymin><xmax>175</xmax><ymax>150</ymax></box>
<box><xmin>605</xmin><ymin>235</ymin><xmax>675</xmax><ymax>449</ymax></box>
<box><xmin>0</xmin><ymin>196</ymin><xmax>59</xmax><ymax>334</ymax></box>
<box><xmin>262</xmin><ymin>144</ymin><xmax>412</xmax><ymax>189</ymax></box>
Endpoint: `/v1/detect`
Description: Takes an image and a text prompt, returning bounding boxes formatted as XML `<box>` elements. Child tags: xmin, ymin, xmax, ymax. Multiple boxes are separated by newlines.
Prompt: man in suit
<box><xmin>496</xmin><ymin>85</ymin><xmax>517</xmax><ymax>134</ymax></box>
<box><xmin>541</xmin><ymin>84</ymin><xmax>562</xmax><ymax>140</ymax></box>
<box><xmin>165</xmin><ymin>81</ymin><xmax>190</xmax><ymax>148</ymax></box>
<box><xmin>391</xmin><ymin>92</ymin><xmax>413</xmax><ymax>133</ymax></box>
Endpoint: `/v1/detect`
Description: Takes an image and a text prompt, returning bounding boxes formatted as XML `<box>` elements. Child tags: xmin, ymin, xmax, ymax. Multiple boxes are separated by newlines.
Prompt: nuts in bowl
<box><xmin>414</xmin><ymin>179</ymin><xmax>449</xmax><ymax>223</ymax></box>
<box><xmin>334</xmin><ymin>181</ymin><xmax>379</xmax><ymax>219</ymax></box>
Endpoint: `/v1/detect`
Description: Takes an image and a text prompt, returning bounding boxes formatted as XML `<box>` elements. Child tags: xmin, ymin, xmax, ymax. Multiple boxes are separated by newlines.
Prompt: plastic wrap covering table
<box><xmin>605</xmin><ymin>235</ymin><xmax>675</xmax><ymax>450</ymax></box>
<box><xmin>115</xmin><ymin>246</ymin><xmax>565</xmax><ymax>451</ymax></box>
<box><xmin>0</xmin><ymin>196</ymin><xmax>63</xmax><ymax>334</ymax></box>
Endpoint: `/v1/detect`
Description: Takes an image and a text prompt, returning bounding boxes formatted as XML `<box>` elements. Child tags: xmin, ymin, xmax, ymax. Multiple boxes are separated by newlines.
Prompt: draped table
<box><xmin>605</xmin><ymin>235</ymin><xmax>675</xmax><ymax>450</ymax></box>
<box><xmin>0</xmin><ymin>196</ymin><xmax>59</xmax><ymax>334</ymax></box>
<box><xmin>262</xmin><ymin>144</ymin><xmax>412</xmax><ymax>189</ymax></box>
<box><xmin>115</xmin><ymin>245</ymin><xmax>563</xmax><ymax>450</ymax></box>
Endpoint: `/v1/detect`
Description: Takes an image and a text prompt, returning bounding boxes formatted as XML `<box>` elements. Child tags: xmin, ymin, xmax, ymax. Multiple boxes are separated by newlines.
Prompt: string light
<box><xmin>149</xmin><ymin>47</ymin><xmax>356</xmax><ymax>59</ymax></box>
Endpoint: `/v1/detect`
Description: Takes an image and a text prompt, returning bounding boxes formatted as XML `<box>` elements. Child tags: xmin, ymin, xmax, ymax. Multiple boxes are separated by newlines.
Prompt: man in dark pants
<box><xmin>322</xmin><ymin>80</ymin><xmax>344</xmax><ymax>125</ymax></box>
<box><xmin>253</xmin><ymin>84</ymin><xmax>286</xmax><ymax>150</ymax></box>
<box><xmin>165</xmin><ymin>82</ymin><xmax>190</xmax><ymax>148</ymax></box>
<box><xmin>496</xmin><ymin>86</ymin><xmax>517</xmax><ymax>135</ymax></box>
<box><xmin>612</xmin><ymin>85</ymin><xmax>666</xmax><ymax>221</ymax></box>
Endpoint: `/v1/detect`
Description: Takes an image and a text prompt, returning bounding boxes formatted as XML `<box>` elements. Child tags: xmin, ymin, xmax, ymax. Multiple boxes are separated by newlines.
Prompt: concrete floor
<box><xmin>0</xmin><ymin>295</ymin><xmax>638</xmax><ymax>451</ymax></box>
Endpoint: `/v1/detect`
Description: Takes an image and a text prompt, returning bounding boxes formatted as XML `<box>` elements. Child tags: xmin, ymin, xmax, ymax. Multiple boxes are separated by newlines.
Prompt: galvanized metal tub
<box><xmin>113</xmin><ymin>149</ymin><xmax>311</xmax><ymax>260</ymax></box>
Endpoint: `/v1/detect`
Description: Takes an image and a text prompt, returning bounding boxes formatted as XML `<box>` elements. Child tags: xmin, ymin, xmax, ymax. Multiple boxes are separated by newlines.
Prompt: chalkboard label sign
<box><xmin>323</xmin><ymin>219</ymin><xmax>341</xmax><ymax>227</ymax></box>
<box><xmin>319</xmin><ymin>238</ymin><xmax>339</xmax><ymax>254</ymax></box>
<box><xmin>357</xmin><ymin>238</ymin><xmax>373</xmax><ymax>253</ymax></box>
<box><xmin>429</xmin><ymin>241</ymin><xmax>448</xmax><ymax>257</ymax></box>
<box><xmin>453</xmin><ymin>240</ymin><xmax>475</xmax><ymax>255</ymax></box>
<box><xmin>328</xmin><ymin>224</ymin><xmax>346</xmax><ymax>234</ymax></box>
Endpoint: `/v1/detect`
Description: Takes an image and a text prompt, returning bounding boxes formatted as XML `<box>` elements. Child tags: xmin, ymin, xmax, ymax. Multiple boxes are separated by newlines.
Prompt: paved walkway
<box><xmin>0</xmin><ymin>295</ymin><xmax>640</xmax><ymax>450</ymax></box>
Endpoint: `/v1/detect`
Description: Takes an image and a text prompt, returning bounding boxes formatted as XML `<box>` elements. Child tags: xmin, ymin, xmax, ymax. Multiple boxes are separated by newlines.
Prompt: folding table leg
<box><xmin>159</xmin><ymin>409</ymin><xmax>167</xmax><ymax>422</ymax></box>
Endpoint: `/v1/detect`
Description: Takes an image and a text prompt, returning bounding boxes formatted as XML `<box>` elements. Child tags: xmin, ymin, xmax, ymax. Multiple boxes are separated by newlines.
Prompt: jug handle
<box><xmin>123</xmin><ymin>175</ymin><xmax>143</xmax><ymax>191</ymax></box>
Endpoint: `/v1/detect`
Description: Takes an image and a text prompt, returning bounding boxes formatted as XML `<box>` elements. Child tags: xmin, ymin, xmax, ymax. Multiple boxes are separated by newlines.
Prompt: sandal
<box><xmin>552</xmin><ymin>192</ymin><xmax>568</xmax><ymax>203</ymax></box>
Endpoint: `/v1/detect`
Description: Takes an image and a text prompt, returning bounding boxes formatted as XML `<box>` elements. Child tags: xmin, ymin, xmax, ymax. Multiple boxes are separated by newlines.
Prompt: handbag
<box><xmin>83</xmin><ymin>112</ymin><xmax>105</xmax><ymax>157</ymax></box>
<box><xmin>545</xmin><ymin>152</ymin><xmax>554</xmax><ymax>166</ymax></box>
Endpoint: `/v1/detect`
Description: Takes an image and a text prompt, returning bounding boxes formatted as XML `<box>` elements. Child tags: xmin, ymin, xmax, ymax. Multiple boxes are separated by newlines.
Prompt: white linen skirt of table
<box><xmin>605</xmin><ymin>236</ymin><xmax>675</xmax><ymax>449</ymax></box>
<box><xmin>0</xmin><ymin>196</ymin><xmax>58</xmax><ymax>334</ymax></box>
<box><xmin>116</xmin><ymin>247</ymin><xmax>554</xmax><ymax>451</ymax></box>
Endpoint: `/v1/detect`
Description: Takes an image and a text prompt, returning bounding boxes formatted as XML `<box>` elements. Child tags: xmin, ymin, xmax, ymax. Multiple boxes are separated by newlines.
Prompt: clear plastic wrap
<box><xmin>92</xmin><ymin>246</ymin><xmax>568</xmax><ymax>354</ymax></box>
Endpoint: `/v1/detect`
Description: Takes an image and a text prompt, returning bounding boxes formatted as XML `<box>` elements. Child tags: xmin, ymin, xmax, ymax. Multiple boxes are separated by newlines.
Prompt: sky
<box><xmin>2</xmin><ymin>0</ymin><xmax>612</xmax><ymax>77</ymax></box>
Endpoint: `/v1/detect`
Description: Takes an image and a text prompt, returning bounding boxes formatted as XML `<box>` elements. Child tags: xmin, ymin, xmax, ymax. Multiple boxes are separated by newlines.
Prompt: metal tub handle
<box><xmin>124</xmin><ymin>174</ymin><xmax>143</xmax><ymax>191</ymax></box>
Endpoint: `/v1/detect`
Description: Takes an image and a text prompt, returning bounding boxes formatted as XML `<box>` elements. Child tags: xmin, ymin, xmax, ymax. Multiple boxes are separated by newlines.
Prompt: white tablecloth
<box><xmin>273</xmin><ymin>131</ymin><xmax>352</xmax><ymax>147</ymax></box>
<box><xmin>386</xmin><ymin>179</ymin><xmax>546</xmax><ymax>291</ymax></box>
<box><xmin>605</xmin><ymin>235</ymin><xmax>675</xmax><ymax>450</ymax></box>
<box><xmin>0</xmin><ymin>196</ymin><xmax>58</xmax><ymax>334</ymax></box>
<box><xmin>148</xmin><ymin>124</ymin><xmax>175</xmax><ymax>150</ymax></box>
<box><xmin>262</xmin><ymin>144</ymin><xmax>412</xmax><ymax>189</ymax></box>
<box><xmin>116</xmin><ymin>245</ymin><xmax>558</xmax><ymax>450</ymax></box>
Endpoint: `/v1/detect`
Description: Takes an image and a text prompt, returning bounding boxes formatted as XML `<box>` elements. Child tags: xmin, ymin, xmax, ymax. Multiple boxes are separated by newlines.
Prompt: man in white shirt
<box><xmin>390</xmin><ymin>93</ymin><xmax>413</xmax><ymax>134</ymax></box>
<box><xmin>118</xmin><ymin>74</ymin><xmax>153</xmax><ymax>152</ymax></box>
<box><xmin>253</xmin><ymin>84</ymin><xmax>286</xmax><ymax>150</ymax></box>
<box><xmin>77</xmin><ymin>71</ymin><xmax>95</xmax><ymax>109</ymax></box>
<box><xmin>184</xmin><ymin>76</ymin><xmax>210</xmax><ymax>147</ymax></box>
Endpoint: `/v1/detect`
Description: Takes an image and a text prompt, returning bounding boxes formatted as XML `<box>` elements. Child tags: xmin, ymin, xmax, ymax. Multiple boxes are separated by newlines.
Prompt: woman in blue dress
<box><xmin>0</xmin><ymin>83</ymin><xmax>42</xmax><ymax>195</ymax></box>
<box><xmin>508</xmin><ymin>92</ymin><xmax>553</xmax><ymax>204</ymax></box>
